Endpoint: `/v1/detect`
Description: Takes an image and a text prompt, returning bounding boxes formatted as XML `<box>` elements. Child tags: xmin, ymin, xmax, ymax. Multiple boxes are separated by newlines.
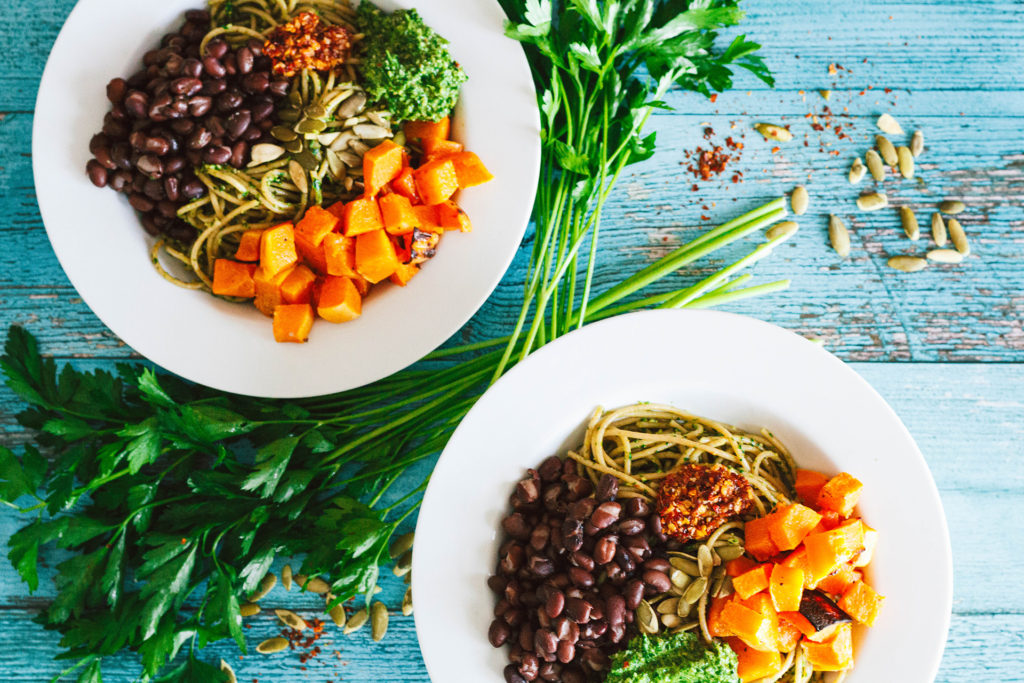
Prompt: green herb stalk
<box><xmin>0</xmin><ymin>1</ymin><xmax>780</xmax><ymax>680</ymax></box>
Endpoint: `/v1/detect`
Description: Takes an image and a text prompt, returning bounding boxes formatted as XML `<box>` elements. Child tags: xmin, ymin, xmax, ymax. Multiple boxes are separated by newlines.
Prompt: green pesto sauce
<box><xmin>356</xmin><ymin>2</ymin><xmax>466</xmax><ymax>122</ymax></box>
<box><xmin>605</xmin><ymin>632</ymin><xmax>740</xmax><ymax>683</ymax></box>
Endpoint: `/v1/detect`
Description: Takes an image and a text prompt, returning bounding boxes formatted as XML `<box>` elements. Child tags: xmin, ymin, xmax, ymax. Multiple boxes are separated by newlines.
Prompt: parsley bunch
<box><xmin>2</xmin><ymin>1</ymin><xmax>779</xmax><ymax>680</ymax></box>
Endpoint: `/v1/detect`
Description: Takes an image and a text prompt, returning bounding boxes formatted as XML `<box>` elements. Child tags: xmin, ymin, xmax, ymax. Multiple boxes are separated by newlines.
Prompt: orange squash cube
<box><xmin>379</xmin><ymin>193</ymin><xmax>419</xmax><ymax>235</ymax></box>
<box><xmin>316</xmin><ymin>276</ymin><xmax>362</xmax><ymax>323</ymax></box>
<box><xmin>280</xmin><ymin>264</ymin><xmax>317</xmax><ymax>305</ymax></box>
<box><xmin>769</xmin><ymin>563</ymin><xmax>804</xmax><ymax>612</ymax></box>
<box><xmin>766</xmin><ymin>504</ymin><xmax>823</xmax><ymax>551</ymax></box>
<box><xmin>422</xmin><ymin>137</ymin><xmax>464</xmax><ymax>161</ymax></box>
<box><xmin>816</xmin><ymin>472</ymin><xmax>863</xmax><ymax>517</ymax></box>
<box><xmin>295</xmin><ymin>205</ymin><xmax>340</xmax><ymax>247</ymax></box>
<box><xmin>733</xmin><ymin>564</ymin><xmax>771</xmax><ymax>600</ymax></box>
<box><xmin>726</xmin><ymin>556</ymin><xmax>759</xmax><ymax>578</ymax></box>
<box><xmin>838</xmin><ymin>580</ymin><xmax>884</xmax><ymax>626</ymax></box>
<box><xmin>234</xmin><ymin>230</ymin><xmax>263</xmax><ymax>262</ymax></box>
<box><xmin>411</xmin><ymin>204</ymin><xmax>443</xmax><ymax>233</ymax></box>
<box><xmin>253</xmin><ymin>265</ymin><xmax>294</xmax><ymax>316</ymax></box>
<box><xmin>448</xmin><ymin>151</ymin><xmax>494</xmax><ymax>188</ymax></box>
<box><xmin>354</xmin><ymin>229</ymin><xmax>400</xmax><ymax>284</ymax></box>
<box><xmin>391</xmin><ymin>167</ymin><xmax>421</xmax><ymax>203</ymax></box>
<box><xmin>323</xmin><ymin>233</ymin><xmax>358</xmax><ymax>278</ymax></box>
<box><xmin>343</xmin><ymin>196</ymin><xmax>385</xmax><ymax>237</ymax></box>
<box><xmin>272</xmin><ymin>304</ymin><xmax>314</xmax><ymax>343</ymax></box>
<box><xmin>414</xmin><ymin>158</ymin><xmax>459</xmax><ymax>205</ymax></box>
<box><xmin>815</xmin><ymin>564</ymin><xmax>861</xmax><ymax>597</ymax></box>
<box><xmin>803</xmin><ymin>523</ymin><xmax>866</xmax><ymax>585</ymax></box>
<box><xmin>740</xmin><ymin>592</ymin><xmax>783</xmax><ymax>651</ymax></box>
<box><xmin>403</xmin><ymin>117</ymin><xmax>449</xmax><ymax>142</ymax></box>
<box><xmin>295</xmin><ymin>231</ymin><xmax>328</xmax><ymax>275</ymax></box>
<box><xmin>795</xmin><ymin>469</ymin><xmax>829</xmax><ymax>504</ymax></box>
<box><xmin>728</xmin><ymin>639</ymin><xmax>784</xmax><ymax>683</ymax></box>
<box><xmin>706</xmin><ymin>595</ymin><xmax>735</xmax><ymax>638</ymax></box>
<box><xmin>363</xmin><ymin>140</ymin><xmax>407</xmax><ymax>196</ymax></box>
<box><xmin>436</xmin><ymin>200</ymin><xmax>472</xmax><ymax>232</ymax></box>
<box><xmin>803</xmin><ymin>622</ymin><xmax>854</xmax><ymax>671</ymax></box>
<box><xmin>719</xmin><ymin>601</ymin><xmax>776</xmax><ymax>652</ymax></box>
<box><xmin>212</xmin><ymin>259</ymin><xmax>257</xmax><ymax>298</ymax></box>
<box><xmin>779</xmin><ymin>610</ymin><xmax>817</xmax><ymax>638</ymax></box>
<box><xmin>259</xmin><ymin>223</ymin><xmax>298</xmax><ymax>278</ymax></box>
<box><xmin>776</xmin><ymin>616</ymin><xmax>802</xmax><ymax>652</ymax></box>
<box><xmin>389</xmin><ymin>262</ymin><xmax>420</xmax><ymax>287</ymax></box>
<box><xmin>744</xmin><ymin>516</ymin><xmax>780</xmax><ymax>562</ymax></box>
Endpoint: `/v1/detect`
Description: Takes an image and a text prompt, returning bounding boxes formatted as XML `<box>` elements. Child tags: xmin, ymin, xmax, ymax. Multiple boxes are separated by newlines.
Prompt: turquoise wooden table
<box><xmin>2</xmin><ymin>0</ymin><xmax>1023</xmax><ymax>680</ymax></box>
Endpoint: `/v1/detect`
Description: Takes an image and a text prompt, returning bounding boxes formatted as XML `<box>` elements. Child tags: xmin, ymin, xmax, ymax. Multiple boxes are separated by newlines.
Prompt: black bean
<box><xmin>627</xmin><ymin>497</ymin><xmax>650</xmax><ymax>517</ymax></box>
<box><xmin>236</xmin><ymin>46</ymin><xmax>254</xmax><ymax>74</ymax></box>
<box><xmin>140</xmin><ymin>214</ymin><xmax>161</xmax><ymax>236</ymax></box>
<box><xmin>223</xmin><ymin>53</ymin><xmax>238</xmax><ymax>76</ymax></box>
<box><xmin>216</xmin><ymin>90</ymin><xmax>244</xmax><ymax>113</ymax></box>
<box><xmin>136</xmin><ymin>155</ymin><xmax>163</xmax><ymax>178</ymax></box>
<box><xmin>143</xmin><ymin>178</ymin><xmax>165</xmax><ymax>201</ymax></box>
<box><xmin>250</xmin><ymin>99</ymin><xmax>275</xmax><ymax>124</ymax></box>
<box><xmin>268</xmin><ymin>79</ymin><xmax>291</xmax><ymax>97</ymax></box>
<box><xmin>544</xmin><ymin>589</ymin><xmax>565</xmax><ymax>619</ymax></box>
<box><xmin>642</xmin><ymin>569</ymin><xmax>671</xmax><ymax>593</ymax></box>
<box><xmin>164</xmin><ymin>54</ymin><xmax>184</xmax><ymax>77</ymax></box>
<box><xmin>86</xmin><ymin>160</ymin><xmax>109</xmax><ymax>187</ymax></box>
<box><xmin>489</xmin><ymin>619</ymin><xmax>512</xmax><ymax>647</ymax></box>
<box><xmin>642</xmin><ymin>557</ymin><xmax>671</xmax><ymax>574</ymax></box>
<box><xmin>564</xmin><ymin>597</ymin><xmax>592</xmax><ymax>623</ymax></box>
<box><xmin>206</xmin><ymin>116</ymin><xmax>226</xmax><ymax>138</ymax></box>
<box><xmin>181</xmin><ymin>57</ymin><xmax>203</xmax><ymax>79</ymax></box>
<box><xmin>593</xmin><ymin>536</ymin><xmax>617</xmax><ymax>565</ymax></box>
<box><xmin>618</xmin><ymin>518</ymin><xmax>646</xmax><ymax>535</ymax></box>
<box><xmin>242</xmin><ymin>126</ymin><xmax>263</xmax><ymax>142</ymax></box>
<box><xmin>187</xmin><ymin>126</ymin><xmax>212</xmax><ymax>150</ymax></box>
<box><xmin>570</xmin><ymin>552</ymin><xmax>594</xmax><ymax>572</ymax></box>
<box><xmin>200</xmin><ymin>144</ymin><xmax>231</xmax><ymax>166</ymax></box>
<box><xmin>504</xmin><ymin>665</ymin><xmax>527</xmax><ymax>683</ymax></box>
<box><xmin>563</xmin><ymin>475</ymin><xmax>593</xmax><ymax>501</ymax></box>
<box><xmin>186</xmin><ymin>95</ymin><xmax>212</xmax><ymax>117</ymax></box>
<box><xmin>528</xmin><ymin>555</ymin><xmax>555</xmax><ymax>578</ymax></box>
<box><xmin>579</xmin><ymin>647</ymin><xmax>610</xmax><ymax>673</ymax></box>
<box><xmin>130</xmin><ymin>173</ymin><xmax>146</xmax><ymax>193</ymax></box>
<box><xmin>529</xmin><ymin>525</ymin><xmax>549</xmax><ymax>551</ymax></box>
<box><xmin>93</xmin><ymin>143</ymin><xmax>116</xmax><ymax>170</ymax></box>
<box><xmin>163</xmin><ymin>176</ymin><xmax>180</xmax><ymax>202</ymax></box>
<box><xmin>595</xmin><ymin>474</ymin><xmax>619</xmax><ymax>502</ymax></box>
<box><xmin>171</xmin><ymin>77</ymin><xmax>203</xmax><ymax>96</ymax></box>
<box><xmin>157</xmin><ymin>200</ymin><xmax>178</xmax><ymax>218</ymax></box>
<box><xmin>205</xmin><ymin>38</ymin><xmax>228</xmax><ymax>59</ymax></box>
<box><xmin>519</xmin><ymin>653</ymin><xmax>539</xmax><ymax>682</ymax></box>
<box><xmin>230</xmin><ymin>141</ymin><xmax>247</xmax><ymax>168</ymax></box>
<box><xmin>561</xmin><ymin>518</ymin><xmax>583</xmax><ymax>553</ymax></box>
<box><xmin>241</xmin><ymin>71</ymin><xmax>270</xmax><ymax>94</ymax></box>
<box><xmin>226</xmin><ymin>109</ymin><xmax>251</xmax><ymax>140</ymax></box>
<box><xmin>488</xmin><ymin>575</ymin><xmax>508</xmax><ymax>595</ymax></box>
<box><xmin>502</xmin><ymin>513</ymin><xmax>531</xmax><ymax>541</ymax></box>
<box><xmin>123</xmin><ymin>90</ymin><xmax>149</xmax><ymax>118</ymax></box>
<box><xmin>203</xmin><ymin>56</ymin><xmax>226</xmax><ymax>78</ymax></box>
<box><xmin>102</xmin><ymin>116</ymin><xmax>129</xmax><ymax>138</ymax></box>
<box><xmin>143</xmin><ymin>136</ymin><xmax>171</xmax><ymax>155</ymax></box>
<box><xmin>623</xmin><ymin>579</ymin><xmax>644</xmax><ymax>610</ymax></box>
<box><xmin>106</xmin><ymin>77</ymin><xmax>127</xmax><ymax>104</ymax></box>
<box><xmin>533</xmin><ymin>629</ymin><xmax>557</xmax><ymax>655</ymax></box>
<box><xmin>537</xmin><ymin>456</ymin><xmax>562</xmax><ymax>482</ymax></box>
<box><xmin>128</xmin><ymin>194</ymin><xmax>155</xmax><ymax>212</ymax></box>
<box><xmin>516</xmin><ymin>477</ymin><xmax>541</xmax><ymax>505</ymax></box>
<box><xmin>568</xmin><ymin>498</ymin><xmax>595</xmax><ymax>522</ymax></box>
<box><xmin>201</xmin><ymin>78</ymin><xmax>227</xmax><ymax>95</ymax></box>
<box><xmin>589</xmin><ymin>502</ymin><xmax>621</xmax><ymax>530</ymax></box>
<box><xmin>562</xmin><ymin>669</ymin><xmax>586</xmax><ymax>683</ymax></box>
<box><xmin>164</xmin><ymin>156</ymin><xmax>186</xmax><ymax>175</ymax></box>
<box><xmin>109</xmin><ymin>170</ymin><xmax>131</xmax><ymax>192</ymax></box>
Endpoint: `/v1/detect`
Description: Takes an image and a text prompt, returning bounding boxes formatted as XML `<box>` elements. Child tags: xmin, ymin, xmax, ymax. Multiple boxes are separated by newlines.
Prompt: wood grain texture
<box><xmin>1</xmin><ymin>0</ymin><xmax>1023</xmax><ymax>680</ymax></box>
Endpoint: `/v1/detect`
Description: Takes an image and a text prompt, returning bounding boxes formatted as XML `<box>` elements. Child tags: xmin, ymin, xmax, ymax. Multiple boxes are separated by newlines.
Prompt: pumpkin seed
<box><xmin>754</xmin><ymin>123</ymin><xmax>793</xmax><ymax>142</ymax></box>
<box><xmin>897</xmin><ymin>146</ymin><xmax>914</xmax><ymax>179</ymax></box>
<box><xmin>287</xmin><ymin>88</ymin><xmax>303</xmax><ymax>107</ymax></box>
<box><xmin>392</xmin><ymin>130</ymin><xmax>407</xmax><ymax>147</ymax></box>
<box><xmin>713</xmin><ymin>573</ymin><xmax>731</xmax><ymax>598</ymax></box>
<box><xmin>336</xmin><ymin>92</ymin><xmax>367</xmax><ymax>119</ymax></box>
<box><xmin>931</xmin><ymin>213</ymin><xmax>948</xmax><ymax>246</ymax></box>
<box><xmin>676</xmin><ymin>595</ymin><xmax>693</xmax><ymax>618</ymax></box>
<box><xmin>682</xmin><ymin>577</ymin><xmax>708</xmax><ymax>604</ymax></box>
<box><xmin>637</xmin><ymin>600</ymin><xmax>659</xmax><ymax>634</ymax></box>
<box><xmin>864</xmin><ymin>149</ymin><xmax>885</xmax><ymax>181</ymax></box>
<box><xmin>669</xmin><ymin>556</ymin><xmax>700</xmax><ymax>576</ymax></box>
<box><xmin>288</xmin><ymin>160</ymin><xmax>308</xmax><ymax>194</ymax></box>
<box><xmin>317</xmin><ymin>131</ymin><xmax>341</xmax><ymax>147</ymax></box>
<box><xmin>390</xmin><ymin>532</ymin><xmax>415</xmax><ymax>559</ymax></box>
<box><xmin>344</xmin><ymin>608</ymin><xmax>368</xmax><ymax>634</ymax></box>
<box><xmin>275</xmin><ymin>609</ymin><xmax>306</xmax><ymax>630</ymax></box>
<box><xmin>856</xmin><ymin>192</ymin><xmax>888</xmax><ymax>212</ymax></box>
<box><xmin>239</xmin><ymin>603</ymin><xmax>261</xmax><ymax>617</ymax></box>
<box><xmin>939</xmin><ymin>200</ymin><xmax>966</xmax><ymax>214</ymax></box>
<box><xmin>337</xmin><ymin>150</ymin><xmax>362</xmax><ymax>167</ymax></box>
<box><xmin>296</xmin><ymin>118</ymin><xmax>327</xmax><ymax>135</ymax></box>
<box><xmin>271</xmin><ymin>125</ymin><xmax>298</xmax><ymax>142</ymax></box>
<box><xmin>829</xmin><ymin>214</ymin><xmax>850</xmax><ymax>258</ymax></box>
<box><xmin>911</xmin><ymin>130</ymin><xmax>925</xmax><ymax>157</ymax></box>
<box><xmin>849</xmin><ymin>157</ymin><xmax>867</xmax><ymax>184</ymax></box>
<box><xmin>393</xmin><ymin>550</ymin><xmax>412</xmax><ymax>577</ymax></box>
<box><xmin>304</xmin><ymin>104</ymin><xmax>328</xmax><ymax>120</ymax></box>
<box><xmin>302</xmin><ymin>576</ymin><xmax>331</xmax><ymax>594</ymax></box>
<box><xmin>353</xmin><ymin>123</ymin><xmax>392</xmax><ymax>139</ymax></box>
<box><xmin>900</xmin><ymin>206</ymin><xmax>920</xmax><ymax>240</ymax></box>
<box><xmin>344</xmin><ymin>176</ymin><xmax>354</xmax><ymax>192</ymax></box>
<box><xmin>278</xmin><ymin>108</ymin><xmax>300</xmax><ymax>123</ymax></box>
<box><xmin>349</xmin><ymin>140</ymin><xmax>371</xmax><ymax>155</ymax></box>
<box><xmin>282</xmin><ymin>138</ymin><xmax>303</xmax><ymax>154</ymax></box>
<box><xmin>876</xmin><ymin>113</ymin><xmax>904</xmax><ymax>136</ymax></box>
<box><xmin>329</xmin><ymin>603</ymin><xmax>347</xmax><ymax>627</ymax></box>
<box><xmin>256</xmin><ymin>637</ymin><xmax>289</xmax><ymax>654</ymax></box>
<box><xmin>294</xmin><ymin>573</ymin><xmax>307</xmax><ymax>586</ymax></box>
<box><xmin>249</xmin><ymin>573</ymin><xmax>276</xmax><ymax>602</ymax></box>
<box><xmin>249</xmin><ymin>143</ymin><xmax>286</xmax><ymax>166</ymax></box>
<box><xmin>367</xmin><ymin>111</ymin><xmax>390</xmax><ymax>127</ymax></box>
<box><xmin>819</xmin><ymin>89</ymin><xmax>832</xmax><ymax>100</ymax></box>
<box><xmin>326</xmin><ymin>150</ymin><xmax>346</xmax><ymax>179</ymax></box>
<box><xmin>927</xmin><ymin>248</ymin><xmax>964</xmax><ymax>264</ymax></box>
<box><xmin>715</xmin><ymin>545</ymin><xmax>745</xmax><ymax>561</ymax></box>
<box><xmin>948</xmin><ymin>218</ymin><xmax>970</xmax><ymax>255</ymax></box>
<box><xmin>697</xmin><ymin>545</ymin><xmax>714</xmax><ymax>578</ymax></box>
<box><xmin>220</xmin><ymin>659</ymin><xmax>237</xmax><ymax>683</ymax></box>
<box><xmin>328</xmin><ymin>132</ymin><xmax>354</xmax><ymax>151</ymax></box>
<box><xmin>371</xmin><ymin>601</ymin><xmax>389</xmax><ymax>641</ymax></box>
<box><xmin>791</xmin><ymin>186</ymin><xmax>809</xmax><ymax>215</ymax></box>
<box><xmin>766</xmin><ymin>221</ymin><xmax>799</xmax><ymax>242</ymax></box>
<box><xmin>887</xmin><ymin>255</ymin><xmax>928</xmax><ymax>272</ymax></box>
<box><xmin>670</xmin><ymin>569</ymin><xmax>691</xmax><ymax>591</ymax></box>
<box><xmin>875</xmin><ymin>135</ymin><xmax>898</xmax><ymax>166</ymax></box>
<box><xmin>672</xmin><ymin>621</ymin><xmax>700</xmax><ymax>635</ymax></box>
<box><xmin>661</xmin><ymin>613</ymin><xmax>683</xmax><ymax>629</ymax></box>
<box><xmin>657</xmin><ymin>597</ymin><xmax>680</xmax><ymax>615</ymax></box>
<box><xmin>402</xmin><ymin>587</ymin><xmax>414</xmax><ymax>616</ymax></box>
<box><xmin>281</xmin><ymin>564</ymin><xmax>293</xmax><ymax>592</ymax></box>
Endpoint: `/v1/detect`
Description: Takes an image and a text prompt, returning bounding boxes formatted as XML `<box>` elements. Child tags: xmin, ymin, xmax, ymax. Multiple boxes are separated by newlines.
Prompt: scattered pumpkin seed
<box><xmin>256</xmin><ymin>637</ymin><xmax>289</xmax><ymax>654</ymax></box>
<box><xmin>676</xmin><ymin>595</ymin><xmax>693</xmax><ymax>618</ymax></box>
<box><xmin>304</xmin><ymin>104</ymin><xmax>328</xmax><ymax>120</ymax></box>
<box><xmin>875</xmin><ymin>135</ymin><xmax>898</xmax><ymax>166</ymax></box>
<box><xmin>296</xmin><ymin>118</ymin><xmax>328</xmax><ymax>135</ymax></box>
<box><xmin>927</xmin><ymin>248</ymin><xmax>964</xmax><ymax>264</ymax></box>
<box><xmin>849</xmin><ymin>157</ymin><xmax>867</xmax><ymax>184</ymax></box>
<box><xmin>887</xmin><ymin>255</ymin><xmax>928</xmax><ymax>272</ymax></box>
<box><xmin>278</xmin><ymin>108</ymin><xmax>300</xmax><ymax>123</ymax></box>
<box><xmin>402</xmin><ymin>588</ymin><xmax>414</xmax><ymax>616</ymax></box>
<box><xmin>393</xmin><ymin>550</ymin><xmax>413</xmax><ymax>577</ymax></box>
<box><xmin>249</xmin><ymin>573</ymin><xmax>276</xmax><ymax>602</ymax></box>
<box><xmin>715</xmin><ymin>545</ymin><xmax>745</xmax><ymax>561</ymax></box>
<box><xmin>281</xmin><ymin>564</ymin><xmax>293</xmax><ymax>592</ymax></box>
<box><xmin>939</xmin><ymin>200</ymin><xmax>966</xmax><ymax>214</ymax></box>
<box><xmin>931</xmin><ymin>213</ymin><xmax>948</xmax><ymax>246</ymax></box>
<box><xmin>326</xmin><ymin>150</ymin><xmax>346</xmax><ymax>179</ymax></box>
<box><xmin>754</xmin><ymin>122</ymin><xmax>793</xmax><ymax>142</ymax></box>
<box><xmin>317</xmin><ymin>131</ymin><xmax>341</xmax><ymax>147</ymax></box>
<box><xmin>220</xmin><ymin>659</ymin><xmax>237</xmax><ymax>683</ymax></box>
<box><xmin>344</xmin><ymin>608</ymin><xmax>368</xmax><ymax>634</ymax></box>
<box><xmin>657</xmin><ymin>597</ymin><xmax>680</xmax><ymax>615</ymax></box>
<box><xmin>239</xmin><ymin>603</ymin><xmax>261</xmax><ymax>617</ymax></box>
<box><xmin>697</xmin><ymin>545</ymin><xmax>714</xmax><ymax>578</ymax></box>
<box><xmin>712</xmin><ymin>571</ymin><xmax>730</xmax><ymax>598</ymax></box>
<box><xmin>897</xmin><ymin>146</ymin><xmax>914</xmax><ymax>179</ymax></box>
<box><xmin>336</xmin><ymin>92</ymin><xmax>367</xmax><ymax>119</ymax></box>
<box><xmin>637</xmin><ymin>600</ymin><xmax>659</xmax><ymax>635</ymax></box>
<box><xmin>682</xmin><ymin>577</ymin><xmax>708</xmax><ymax>605</ymax></box>
<box><xmin>371</xmin><ymin>601</ymin><xmax>389</xmax><ymax>642</ymax></box>
<box><xmin>275</xmin><ymin>608</ymin><xmax>306</xmax><ymax>630</ymax></box>
<box><xmin>766</xmin><ymin>221</ymin><xmax>799</xmax><ymax>242</ymax></box>
<box><xmin>302</xmin><ymin>576</ymin><xmax>331</xmax><ymax>594</ymax></box>
<box><xmin>829</xmin><ymin>215</ymin><xmax>851</xmax><ymax>258</ymax></box>
<box><xmin>353</xmin><ymin>123</ymin><xmax>392</xmax><ymax>139</ymax></box>
<box><xmin>856</xmin><ymin>192</ymin><xmax>888</xmax><ymax>212</ymax></box>
<box><xmin>819</xmin><ymin>89</ymin><xmax>832</xmax><ymax>100</ymax></box>
<box><xmin>249</xmin><ymin>143</ymin><xmax>285</xmax><ymax>166</ymax></box>
<box><xmin>294</xmin><ymin>573</ymin><xmax>307</xmax><ymax>586</ymax></box>
<box><xmin>876</xmin><ymin>113</ymin><xmax>904</xmax><ymax>136</ymax></box>
<box><xmin>865</xmin><ymin>149</ymin><xmax>886</xmax><ymax>181</ymax></box>
<box><xmin>390</xmin><ymin>532</ymin><xmax>415</xmax><ymax>559</ymax></box>
<box><xmin>670</xmin><ymin>556</ymin><xmax>700</xmax><ymax>576</ymax></box>
<box><xmin>661</xmin><ymin>613</ymin><xmax>683</xmax><ymax>629</ymax></box>
<box><xmin>791</xmin><ymin>186</ymin><xmax>809</xmax><ymax>215</ymax></box>
<box><xmin>329</xmin><ymin>602</ymin><xmax>347</xmax><ymax>627</ymax></box>
<box><xmin>900</xmin><ymin>207</ymin><xmax>920</xmax><ymax>240</ymax></box>
<box><xmin>349</xmin><ymin>139</ymin><xmax>371</xmax><ymax>155</ymax></box>
<box><xmin>330</xmin><ymin>131</ymin><xmax>356</xmax><ymax>151</ymax></box>
<box><xmin>911</xmin><ymin>130</ymin><xmax>925</xmax><ymax>157</ymax></box>
<box><xmin>271</xmin><ymin>125</ymin><xmax>298</xmax><ymax>142</ymax></box>
<box><xmin>288</xmin><ymin>161</ymin><xmax>309</xmax><ymax>194</ymax></box>
<box><xmin>948</xmin><ymin>218</ymin><xmax>970</xmax><ymax>255</ymax></box>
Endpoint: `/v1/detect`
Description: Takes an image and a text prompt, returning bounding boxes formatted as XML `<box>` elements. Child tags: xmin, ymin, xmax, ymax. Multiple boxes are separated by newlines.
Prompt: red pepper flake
<box><xmin>709</xmin><ymin>94</ymin><xmax>718</xmax><ymax>103</ymax></box>
<box><xmin>771</xmin><ymin>146</ymin><xmax>780</xmax><ymax>154</ymax></box>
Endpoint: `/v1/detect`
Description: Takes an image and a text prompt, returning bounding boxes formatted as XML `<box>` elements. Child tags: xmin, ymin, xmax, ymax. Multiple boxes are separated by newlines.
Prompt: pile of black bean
<box><xmin>86</xmin><ymin>9</ymin><xmax>291</xmax><ymax>242</ymax></box>
<box><xmin>488</xmin><ymin>456</ymin><xmax>675</xmax><ymax>683</ymax></box>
